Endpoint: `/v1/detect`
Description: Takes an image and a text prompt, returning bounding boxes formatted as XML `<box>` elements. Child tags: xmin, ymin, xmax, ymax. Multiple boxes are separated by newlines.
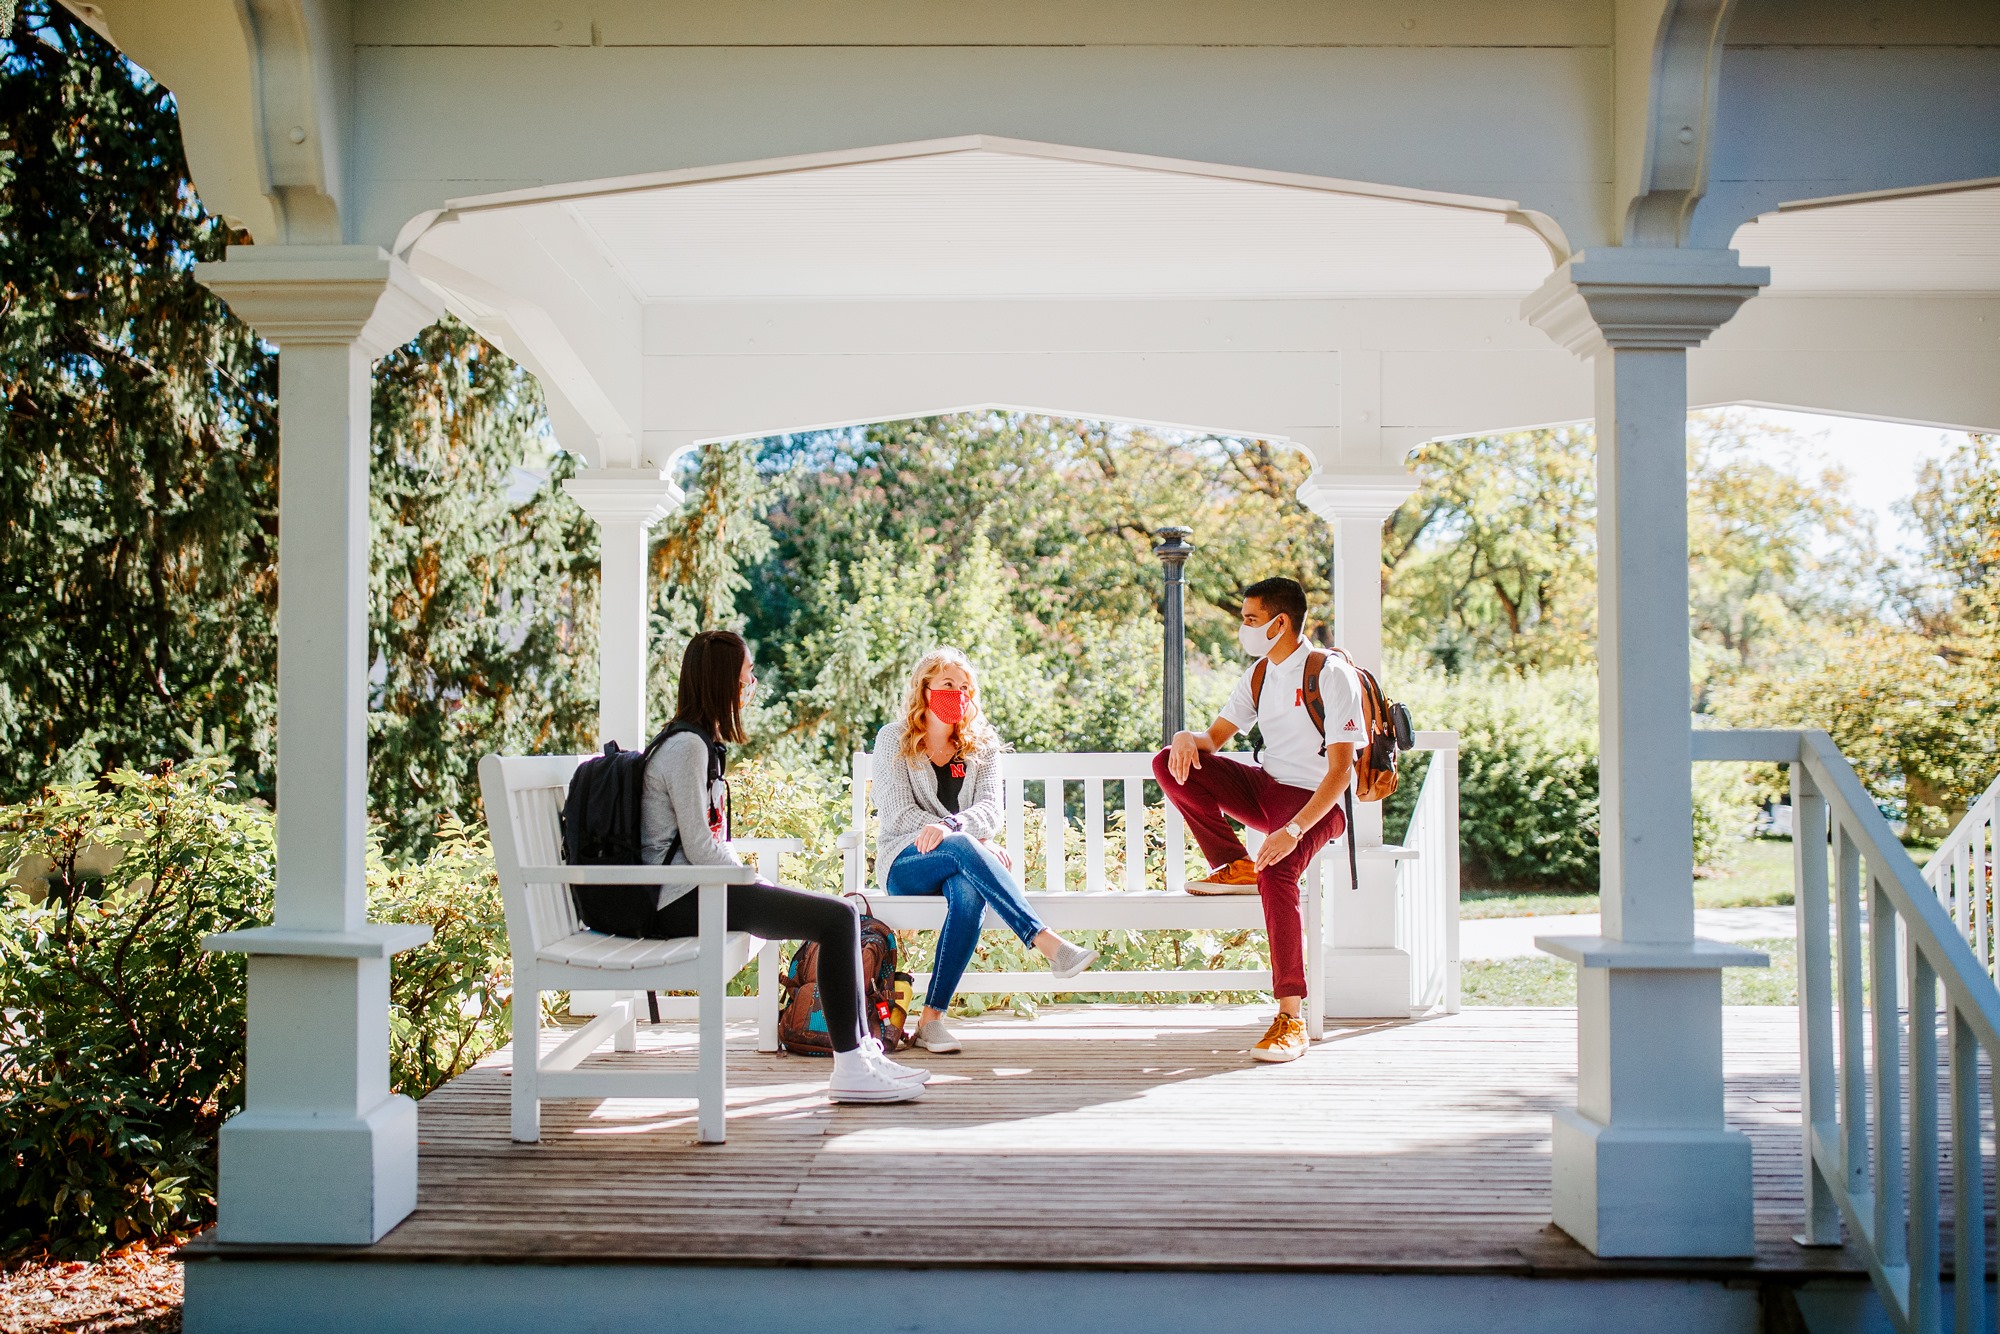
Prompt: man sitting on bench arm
<box><xmin>1152</xmin><ymin>577</ymin><xmax>1363</xmax><ymax>1064</ymax></box>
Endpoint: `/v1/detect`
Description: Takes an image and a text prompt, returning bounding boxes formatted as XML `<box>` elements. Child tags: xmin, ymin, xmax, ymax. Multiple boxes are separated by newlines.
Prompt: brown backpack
<box><xmin>777</xmin><ymin>893</ymin><xmax>913</xmax><ymax>1056</ymax></box>
<box><xmin>1249</xmin><ymin>647</ymin><xmax>1413</xmax><ymax>803</ymax></box>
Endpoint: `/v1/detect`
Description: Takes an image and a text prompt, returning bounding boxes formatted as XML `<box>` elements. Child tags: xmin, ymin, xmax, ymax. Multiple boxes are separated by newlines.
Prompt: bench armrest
<box><xmin>517</xmin><ymin>865</ymin><xmax>761</xmax><ymax>886</ymax></box>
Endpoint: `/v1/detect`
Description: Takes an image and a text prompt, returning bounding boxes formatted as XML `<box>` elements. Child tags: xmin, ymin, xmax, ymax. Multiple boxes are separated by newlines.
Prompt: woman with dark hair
<box><xmin>573</xmin><ymin>630</ymin><xmax>925</xmax><ymax>1104</ymax></box>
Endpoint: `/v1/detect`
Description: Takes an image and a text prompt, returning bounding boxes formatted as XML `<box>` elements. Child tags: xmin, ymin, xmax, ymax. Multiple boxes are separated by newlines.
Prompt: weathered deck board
<box><xmin>191</xmin><ymin>1005</ymin><xmax>1888</xmax><ymax>1279</ymax></box>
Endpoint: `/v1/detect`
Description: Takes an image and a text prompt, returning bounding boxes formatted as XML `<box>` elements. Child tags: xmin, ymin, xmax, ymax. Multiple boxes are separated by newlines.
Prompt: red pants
<box><xmin>1151</xmin><ymin>748</ymin><xmax>1344</xmax><ymax>999</ymax></box>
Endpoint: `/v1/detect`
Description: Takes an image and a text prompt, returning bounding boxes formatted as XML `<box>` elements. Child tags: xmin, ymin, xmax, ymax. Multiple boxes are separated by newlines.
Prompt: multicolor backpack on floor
<box><xmin>777</xmin><ymin>893</ymin><xmax>913</xmax><ymax>1056</ymax></box>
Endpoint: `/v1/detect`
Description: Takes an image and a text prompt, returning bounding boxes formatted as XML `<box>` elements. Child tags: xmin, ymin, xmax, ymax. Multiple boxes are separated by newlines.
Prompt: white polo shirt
<box><xmin>1218</xmin><ymin>647</ymin><xmax>1368</xmax><ymax>792</ymax></box>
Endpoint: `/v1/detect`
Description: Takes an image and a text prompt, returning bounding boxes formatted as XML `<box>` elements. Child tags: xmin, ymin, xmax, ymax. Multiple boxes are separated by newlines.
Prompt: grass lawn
<box><xmin>1462</xmin><ymin>936</ymin><xmax>1797</xmax><ymax>1006</ymax></box>
<box><xmin>1460</xmin><ymin>837</ymin><xmax>1804</xmax><ymax>920</ymax></box>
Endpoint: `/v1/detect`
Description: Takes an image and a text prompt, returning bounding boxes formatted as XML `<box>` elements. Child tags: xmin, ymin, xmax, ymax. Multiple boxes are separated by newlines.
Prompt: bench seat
<box><xmin>537</xmin><ymin>928</ymin><xmax>757</xmax><ymax>972</ymax></box>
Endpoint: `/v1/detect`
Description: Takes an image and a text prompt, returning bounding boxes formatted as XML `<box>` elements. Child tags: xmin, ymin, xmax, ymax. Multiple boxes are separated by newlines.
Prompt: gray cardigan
<box><xmin>638</xmin><ymin>730</ymin><xmax>743</xmax><ymax>909</ymax></box>
<box><xmin>871</xmin><ymin>719</ymin><xmax>1005</xmax><ymax>888</ymax></box>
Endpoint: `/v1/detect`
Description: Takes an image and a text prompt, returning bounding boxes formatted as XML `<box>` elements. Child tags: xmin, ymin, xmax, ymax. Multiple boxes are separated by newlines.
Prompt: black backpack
<box><xmin>560</xmin><ymin>723</ymin><xmax>728</xmax><ymax>1018</ymax></box>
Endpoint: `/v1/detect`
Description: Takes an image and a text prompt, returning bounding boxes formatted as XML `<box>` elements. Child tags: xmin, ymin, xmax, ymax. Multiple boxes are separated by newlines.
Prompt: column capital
<box><xmin>1296</xmin><ymin>469</ymin><xmax>1419</xmax><ymax>524</ymax></box>
<box><xmin>1522</xmin><ymin>247</ymin><xmax>1769</xmax><ymax>357</ymax></box>
<box><xmin>562</xmin><ymin>469</ymin><xmax>682</xmax><ymax>529</ymax></box>
<box><xmin>194</xmin><ymin>245</ymin><xmax>443</xmax><ymax>359</ymax></box>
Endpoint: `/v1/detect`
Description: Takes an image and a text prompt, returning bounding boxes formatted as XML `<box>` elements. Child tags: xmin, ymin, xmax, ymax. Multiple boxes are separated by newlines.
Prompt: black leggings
<box><xmin>643</xmin><ymin>882</ymin><xmax>867</xmax><ymax>1055</ymax></box>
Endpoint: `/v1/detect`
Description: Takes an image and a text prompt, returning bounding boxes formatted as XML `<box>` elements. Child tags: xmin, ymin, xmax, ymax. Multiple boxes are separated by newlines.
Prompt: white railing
<box><xmin>1927</xmin><ymin>772</ymin><xmax>1999</xmax><ymax>980</ymax></box>
<box><xmin>1395</xmin><ymin>731</ymin><xmax>1462</xmax><ymax>1014</ymax></box>
<box><xmin>1695</xmin><ymin>730</ymin><xmax>2000</xmax><ymax>1334</ymax></box>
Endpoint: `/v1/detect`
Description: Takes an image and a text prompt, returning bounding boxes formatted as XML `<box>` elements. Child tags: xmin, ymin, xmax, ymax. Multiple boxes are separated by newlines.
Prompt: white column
<box><xmin>561</xmin><ymin>471</ymin><xmax>679</xmax><ymax>1020</ymax></box>
<box><xmin>1523</xmin><ymin>247</ymin><xmax>1770</xmax><ymax>1258</ymax></box>
<box><xmin>1298</xmin><ymin>470</ymin><xmax>1418</xmax><ymax>1019</ymax></box>
<box><xmin>562</xmin><ymin>471</ymin><xmax>679</xmax><ymax>749</ymax></box>
<box><xmin>192</xmin><ymin>245</ymin><xmax>443</xmax><ymax>1244</ymax></box>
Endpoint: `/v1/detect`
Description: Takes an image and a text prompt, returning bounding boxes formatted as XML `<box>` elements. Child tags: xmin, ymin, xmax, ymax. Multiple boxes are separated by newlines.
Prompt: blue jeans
<box><xmin>886</xmin><ymin>834</ymin><xmax>1046</xmax><ymax>1012</ymax></box>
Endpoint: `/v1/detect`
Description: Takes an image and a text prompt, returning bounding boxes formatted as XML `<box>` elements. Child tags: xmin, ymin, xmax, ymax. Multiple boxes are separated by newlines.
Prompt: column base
<box><xmin>1320</xmin><ymin>947</ymin><xmax>1411</xmax><ymax>1019</ymax></box>
<box><xmin>217</xmin><ymin>1094</ymin><xmax>420</xmax><ymax>1244</ymax></box>
<box><xmin>1550</xmin><ymin>1107</ymin><xmax>1755</xmax><ymax>1257</ymax></box>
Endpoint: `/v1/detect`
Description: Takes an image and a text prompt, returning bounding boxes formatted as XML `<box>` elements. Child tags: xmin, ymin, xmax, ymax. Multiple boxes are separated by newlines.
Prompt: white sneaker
<box><xmin>828</xmin><ymin>1054</ymin><xmax>925</xmax><ymax>1104</ymax></box>
<box><xmin>861</xmin><ymin>1034</ymin><xmax>930</xmax><ymax>1084</ymax></box>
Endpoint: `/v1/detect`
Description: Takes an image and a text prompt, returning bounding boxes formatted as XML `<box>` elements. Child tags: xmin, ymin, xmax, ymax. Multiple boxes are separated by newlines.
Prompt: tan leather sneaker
<box><xmin>1251</xmin><ymin>1012</ymin><xmax>1308</xmax><ymax>1063</ymax></box>
<box><xmin>1189</xmin><ymin>858</ymin><xmax>1258</xmax><ymax>895</ymax></box>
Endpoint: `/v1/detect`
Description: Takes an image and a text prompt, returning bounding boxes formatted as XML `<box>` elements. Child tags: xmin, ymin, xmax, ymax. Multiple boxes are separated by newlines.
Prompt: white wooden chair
<box><xmin>842</xmin><ymin>751</ymin><xmax>1336</xmax><ymax>1039</ymax></box>
<box><xmin>480</xmin><ymin>753</ymin><xmax>778</xmax><ymax>1144</ymax></box>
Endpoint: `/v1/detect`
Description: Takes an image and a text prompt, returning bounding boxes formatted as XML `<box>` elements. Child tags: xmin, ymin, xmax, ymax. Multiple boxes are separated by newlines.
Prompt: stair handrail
<box><xmin>1923</xmin><ymin>770</ymin><xmax>1999</xmax><ymax>980</ymax></box>
<box><xmin>1694</xmin><ymin>728</ymin><xmax>2000</xmax><ymax>1334</ymax></box>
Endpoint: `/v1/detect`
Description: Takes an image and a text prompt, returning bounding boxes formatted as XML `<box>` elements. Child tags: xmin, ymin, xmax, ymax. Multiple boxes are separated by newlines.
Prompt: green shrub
<box><xmin>366</xmin><ymin>816</ymin><xmax>512</xmax><ymax>1098</ymax></box>
<box><xmin>1385</xmin><ymin>659</ymin><xmax>1737</xmax><ymax>888</ymax></box>
<box><xmin>0</xmin><ymin>762</ymin><xmax>270</xmax><ymax>1257</ymax></box>
<box><xmin>0</xmin><ymin>768</ymin><xmax>516</xmax><ymax>1258</ymax></box>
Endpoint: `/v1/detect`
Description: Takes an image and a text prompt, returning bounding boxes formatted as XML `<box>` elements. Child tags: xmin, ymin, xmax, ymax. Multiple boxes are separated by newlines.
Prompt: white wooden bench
<box><xmin>480</xmin><ymin>753</ymin><xmax>795</xmax><ymax>1144</ymax></box>
<box><xmin>840</xmin><ymin>750</ymin><xmax>1335</xmax><ymax>1039</ymax></box>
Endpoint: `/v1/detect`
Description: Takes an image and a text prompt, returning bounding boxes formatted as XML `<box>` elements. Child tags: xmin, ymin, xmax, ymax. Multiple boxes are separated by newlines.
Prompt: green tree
<box><xmin>367</xmin><ymin>323</ymin><xmax>600</xmax><ymax>860</ymax></box>
<box><xmin>1686</xmin><ymin>411</ymin><xmax>1871</xmax><ymax>702</ymax></box>
<box><xmin>646</xmin><ymin>439</ymin><xmax>774</xmax><ymax>729</ymax></box>
<box><xmin>1</xmin><ymin>6</ymin><xmax>598</xmax><ymax>848</ymax></box>
<box><xmin>1384</xmin><ymin>426</ymin><xmax>1598</xmax><ymax>670</ymax></box>
<box><xmin>749</xmin><ymin>415</ymin><xmax>1318</xmax><ymax>765</ymax></box>
<box><xmin>0</xmin><ymin>1</ymin><xmax>279</xmax><ymax>798</ymax></box>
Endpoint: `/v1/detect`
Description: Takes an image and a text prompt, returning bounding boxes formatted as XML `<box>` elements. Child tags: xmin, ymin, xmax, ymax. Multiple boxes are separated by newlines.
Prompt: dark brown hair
<box><xmin>1242</xmin><ymin>576</ymin><xmax>1309</xmax><ymax>637</ymax></box>
<box><xmin>674</xmin><ymin>630</ymin><xmax>749</xmax><ymax>745</ymax></box>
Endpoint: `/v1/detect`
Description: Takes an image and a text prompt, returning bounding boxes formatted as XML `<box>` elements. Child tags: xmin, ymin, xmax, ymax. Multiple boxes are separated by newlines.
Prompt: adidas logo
<box><xmin>1342</xmin><ymin>719</ymin><xmax>1360</xmax><ymax>731</ymax></box>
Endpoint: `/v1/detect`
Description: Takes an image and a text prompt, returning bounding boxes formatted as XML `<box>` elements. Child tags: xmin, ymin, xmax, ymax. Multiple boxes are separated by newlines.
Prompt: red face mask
<box><xmin>928</xmin><ymin>688</ymin><xmax>967</xmax><ymax>725</ymax></box>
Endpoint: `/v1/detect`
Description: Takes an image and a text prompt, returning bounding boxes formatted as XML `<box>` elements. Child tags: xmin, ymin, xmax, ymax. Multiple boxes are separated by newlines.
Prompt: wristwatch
<box><xmin>1283</xmin><ymin>820</ymin><xmax>1304</xmax><ymax>840</ymax></box>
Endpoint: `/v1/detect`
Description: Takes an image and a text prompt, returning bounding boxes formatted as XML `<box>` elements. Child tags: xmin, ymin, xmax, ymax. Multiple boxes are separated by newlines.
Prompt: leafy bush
<box><xmin>367</xmin><ymin>817</ymin><xmax>512</xmax><ymax>1098</ymax></box>
<box><xmin>1385</xmin><ymin>659</ymin><xmax>1737</xmax><ymax>888</ymax></box>
<box><xmin>727</xmin><ymin>755</ymin><xmax>849</xmax><ymax>893</ymax></box>
<box><xmin>0</xmin><ymin>767</ymin><xmax>517</xmax><ymax>1258</ymax></box>
<box><xmin>0</xmin><ymin>762</ymin><xmax>270</xmax><ymax>1257</ymax></box>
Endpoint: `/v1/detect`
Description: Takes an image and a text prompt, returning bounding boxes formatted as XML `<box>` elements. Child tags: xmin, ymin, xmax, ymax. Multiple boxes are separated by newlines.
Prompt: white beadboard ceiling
<box><xmin>559</xmin><ymin>150</ymin><xmax>1556</xmax><ymax>301</ymax></box>
<box><xmin>1735</xmin><ymin>184</ymin><xmax>2000</xmax><ymax>293</ymax></box>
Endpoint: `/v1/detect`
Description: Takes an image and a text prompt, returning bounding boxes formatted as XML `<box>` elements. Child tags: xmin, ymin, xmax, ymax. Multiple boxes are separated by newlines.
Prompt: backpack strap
<box><xmin>653</xmin><ymin>721</ymin><xmax>729</xmax><ymax>865</ymax></box>
<box><xmin>1300</xmin><ymin>650</ymin><xmax>1328</xmax><ymax>756</ymax></box>
<box><xmin>1249</xmin><ymin>656</ymin><xmax>1268</xmax><ymax>711</ymax></box>
<box><xmin>1344</xmin><ymin>787</ymin><xmax>1359</xmax><ymax>893</ymax></box>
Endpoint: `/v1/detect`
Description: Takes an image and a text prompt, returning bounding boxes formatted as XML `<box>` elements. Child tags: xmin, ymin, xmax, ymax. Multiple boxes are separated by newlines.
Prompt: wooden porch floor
<box><xmin>230</xmin><ymin>1004</ymin><xmax>1874</xmax><ymax>1280</ymax></box>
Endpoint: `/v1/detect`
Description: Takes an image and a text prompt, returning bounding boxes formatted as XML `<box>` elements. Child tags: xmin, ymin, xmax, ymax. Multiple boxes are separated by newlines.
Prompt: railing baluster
<box><xmin>1164</xmin><ymin>801</ymin><xmax>1186</xmax><ymax>894</ymax></box>
<box><xmin>1874</xmin><ymin>873</ymin><xmax>1910</xmax><ymax>1273</ymax></box>
<box><xmin>1044</xmin><ymin>779</ymin><xmax>1065</xmax><ymax>893</ymax></box>
<box><xmin>1123</xmin><ymin>778</ymin><xmax>1144</xmax><ymax>894</ymax></box>
<box><xmin>1083</xmin><ymin>778</ymin><xmax>1106</xmax><ymax>893</ymax></box>
<box><xmin>1950</xmin><ymin>1004</ymin><xmax>1986</xmax><ymax>1334</ymax></box>
<box><xmin>1442</xmin><ymin>745</ymin><xmax>1461</xmax><ymax>1014</ymax></box>
<box><xmin>1795</xmin><ymin>767</ymin><xmax>1842</xmax><ymax>1245</ymax></box>
<box><xmin>1837</xmin><ymin>824</ymin><xmax>1872</xmax><ymax>1205</ymax></box>
<box><xmin>1005</xmin><ymin>776</ymin><xmax>1025</xmax><ymax>870</ymax></box>
<box><xmin>1909</xmin><ymin>941</ymin><xmax>1942</xmax><ymax>1331</ymax></box>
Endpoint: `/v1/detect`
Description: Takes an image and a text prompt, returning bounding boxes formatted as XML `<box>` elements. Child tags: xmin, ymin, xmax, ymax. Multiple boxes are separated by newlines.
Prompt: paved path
<box><xmin>1459</xmin><ymin>905</ymin><xmax>1796</xmax><ymax>960</ymax></box>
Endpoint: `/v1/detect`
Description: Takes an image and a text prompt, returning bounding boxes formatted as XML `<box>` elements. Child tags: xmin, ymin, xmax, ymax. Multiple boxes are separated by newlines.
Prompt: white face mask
<box><xmin>1237</xmin><ymin>618</ymin><xmax>1281</xmax><ymax>659</ymax></box>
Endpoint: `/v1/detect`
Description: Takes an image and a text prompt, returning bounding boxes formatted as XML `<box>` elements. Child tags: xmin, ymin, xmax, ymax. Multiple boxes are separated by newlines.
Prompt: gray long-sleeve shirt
<box><xmin>639</xmin><ymin>730</ymin><xmax>742</xmax><ymax>909</ymax></box>
<box><xmin>871</xmin><ymin>719</ymin><xmax>1005</xmax><ymax>888</ymax></box>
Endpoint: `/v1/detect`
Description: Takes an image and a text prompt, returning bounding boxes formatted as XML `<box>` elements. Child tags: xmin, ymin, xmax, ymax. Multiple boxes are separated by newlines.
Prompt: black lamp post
<box><xmin>1153</xmin><ymin>526</ymin><xmax>1193</xmax><ymax>745</ymax></box>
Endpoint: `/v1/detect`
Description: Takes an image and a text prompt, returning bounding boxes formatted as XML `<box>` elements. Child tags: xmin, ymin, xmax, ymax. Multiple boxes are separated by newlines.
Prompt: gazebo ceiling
<box><xmin>499</xmin><ymin>148</ymin><xmax>1558</xmax><ymax>303</ymax></box>
<box><xmin>1734</xmin><ymin>182</ymin><xmax>2000</xmax><ymax>293</ymax></box>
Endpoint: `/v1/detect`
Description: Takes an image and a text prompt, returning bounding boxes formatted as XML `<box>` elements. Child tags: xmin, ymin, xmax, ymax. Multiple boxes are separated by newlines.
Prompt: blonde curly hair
<box><xmin>897</xmin><ymin>647</ymin><xmax>1003</xmax><ymax>761</ymax></box>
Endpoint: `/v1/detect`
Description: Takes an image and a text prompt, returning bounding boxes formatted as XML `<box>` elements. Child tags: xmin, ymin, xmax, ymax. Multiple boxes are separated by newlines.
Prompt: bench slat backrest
<box><xmin>479</xmin><ymin>753</ymin><xmax>586</xmax><ymax>955</ymax></box>
<box><xmin>850</xmin><ymin>750</ymin><xmax>1189</xmax><ymax>893</ymax></box>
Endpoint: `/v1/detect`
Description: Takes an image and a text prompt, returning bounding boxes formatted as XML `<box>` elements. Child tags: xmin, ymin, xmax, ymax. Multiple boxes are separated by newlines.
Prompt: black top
<box><xmin>932</xmin><ymin>758</ymin><xmax>966</xmax><ymax>815</ymax></box>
